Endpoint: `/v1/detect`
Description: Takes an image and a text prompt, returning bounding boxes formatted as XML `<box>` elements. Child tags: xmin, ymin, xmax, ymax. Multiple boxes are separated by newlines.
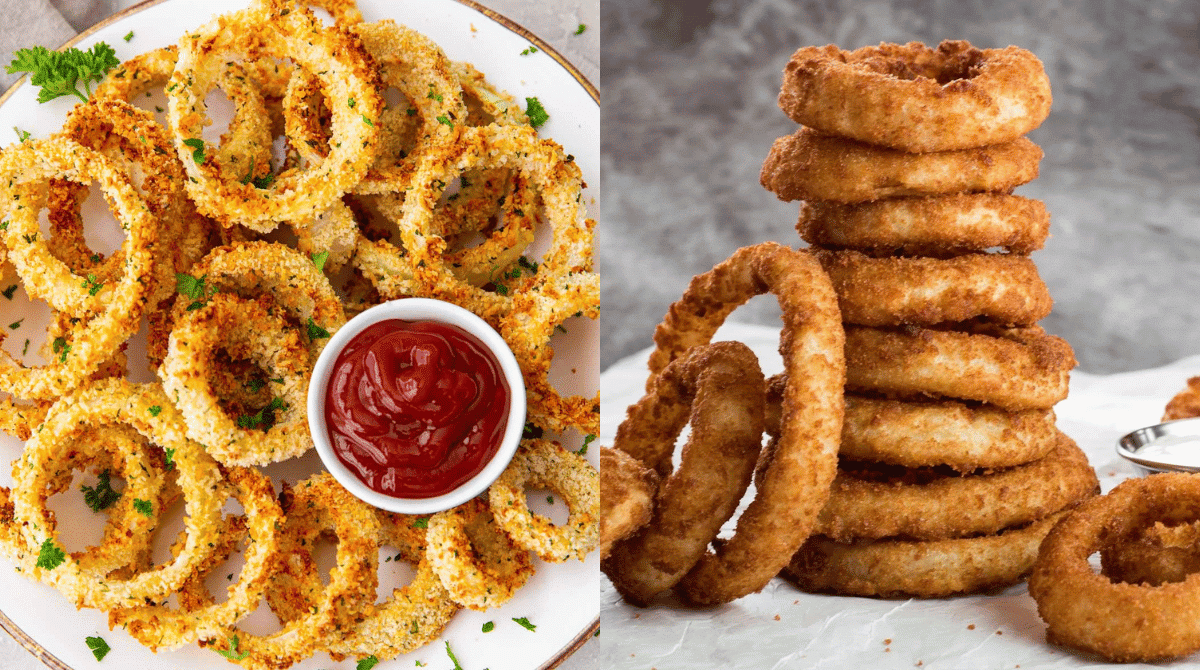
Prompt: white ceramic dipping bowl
<box><xmin>307</xmin><ymin>298</ymin><xmax>526</xmax><ymax>514</ymax></box>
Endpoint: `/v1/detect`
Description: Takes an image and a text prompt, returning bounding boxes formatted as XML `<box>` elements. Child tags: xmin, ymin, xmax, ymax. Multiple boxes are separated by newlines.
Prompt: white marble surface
<box><xmin>0</xmin><ymin>2</ymin><xmax>599</xmax><ymax>669</ymax></box>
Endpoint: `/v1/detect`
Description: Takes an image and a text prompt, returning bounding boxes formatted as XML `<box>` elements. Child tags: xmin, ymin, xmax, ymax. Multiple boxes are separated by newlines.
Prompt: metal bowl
<box><xmin>1117</xmin><ymin>416</ymin><xmax>1200</xmax><ymax>475</ymax></box>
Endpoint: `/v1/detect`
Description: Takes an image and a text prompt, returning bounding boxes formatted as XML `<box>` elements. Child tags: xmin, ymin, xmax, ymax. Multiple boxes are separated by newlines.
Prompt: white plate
<box><xmin>0</xmin><ymin>1</ymin><xmax>599</xmax><ymax>669</ymax></box>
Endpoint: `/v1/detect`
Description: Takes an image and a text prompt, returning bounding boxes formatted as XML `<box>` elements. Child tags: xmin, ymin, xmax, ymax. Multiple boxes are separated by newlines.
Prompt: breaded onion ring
<box><xmin>166</xmin><ymin>1</ymin><xmax>381</xmax><ymax>230</ymax></box>
<box><xmin>1164</xmin><ymin>376</ymin><xmax>1200</xmax><ymax>421</ymax></box>
<box><xmin>488</xmin><ymin>439</ymin><xmax>599</xmax><ymax>563</ymax></box>
<box><xmin>817</xmin><ymin>249</ymin><xmax>1052</xmax><ymax>327</ymax></box>
<box><xmin>816</xmin><ymin>433</ymin><xmax>1097</xmax><ymax>542</ymax></box>
<box><xmin>778</xmin><ymin>40</ymin><xmax>1051</xmax><ymax>152</ymax></box>
<box><xmin>1101</xmin><ymin>521</ymin><xmax>1200</xmax><ymax>587</ymax></box>
<box><xmin>1029</xmin><ymin>473</ymin><xmax>1200</xmax><ymax>662</ymax></box>
<box><xmin>603</xmin><ymin>342</ymin><xmax>765</xmax><ymax>605</ymax></box>
<box><xmin>797</xmin><ymin>194</ymin><xmax>1050</xmax><ymax>256</ymax></box>
<box><xmin>161</xmin><ymin>293</ymin><xmax>313</xmax><ymax>467</ymax></box>
<box><xmin>845</xmin><ymin>324</ymin><xmax>1074</xmax><ymax>411</ymax></box>
<box><xmin>785</xmin><ymin>508</ymin><xmax>1071</xmax><ymax>598</ymax></box>
<box><xmin>599</xmin><ymin>447</ymin><xmax>658</xmax><ymax>560</ymax></box>
<box><xmin>427</xmin><ymin>497</ymin><xmax>534</xmax><ymax>611</ymax></box>
<box><xmin>760</xmin><ymin>128</ymin><xmax>1042</xmax><ymax>204</ymax></box>
<box><xmin>645</xmin><ymin>242</ymin><xmax>845</xmax><ymax>605</ymax></box>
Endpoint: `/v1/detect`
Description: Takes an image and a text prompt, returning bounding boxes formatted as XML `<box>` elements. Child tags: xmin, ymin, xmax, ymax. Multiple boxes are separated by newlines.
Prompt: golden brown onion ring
<box><xmin>778</xmin><ymin>40</ymin><xmax>1051</xmax><ymax>152</ymax></box>
<box><xmin>161</xmin><ymin>293</ymin><xmax>312</xmax><ymax>467</ymax></box>
<box><xmin>786</xmin><ymin>507</ymin><xmax>1072</xmax><ymax>598</ymax></box>
<box><xmin>797</xmin><ymin>193</ymin><xmax>1050</xmax><ymax>256</ymax></box>
<box><xmin>427</xmin><ymin>497</ymin><xmax>535</xmax><ymax>611</ymax></box>
<box><xmin>489</xmin><ymin>439</ymin><xmax>599</xmax><ymax>563</ymax></box>
<box><xmin>760</xmin><ymin>128</ymin><xmax>1042</xmax><ymax>204</ymax></box>
<box><xmin>167</xmin><ymin>1</ymin><xmax>381</xmax><ymax>230</ymax></box>
<box><xmin>817</xmin><ymin>249</ymin><xmax>1052</xmax><ymax>327</ymax></box>
<box><xmin>845</xmin><ymin>324</ymin><xmax>1075</xmax><ymax>411</ymax></box>
<box><xmin>816</xmin><ymin>433</ymin><xmax>1097</xmax><ymax>542</ymax></box>
<box><xmin>603</xmin><ymin>342</ymin><xmax>765</xmax><ymax>606</ymax></box>
<box><xmin>645</xmin><ymin>242</ymin><xmax>845</xmax><ymax>606</ymax></box>
<box><xmin>1101</xmin><ymin>520</ymin><xmax>1200</xmax><ymax>587</ymax></box>
<box><xmin>598</xmin><ymin>447</ymin><xmax>658</xmax><ymax>560</ymax></box>
<box><xmin>1164</xmin><ymin>376</ymin><xmax>1200</xmax><ymax>421</ymax></box>
<box><xmin>1030</xmin><ymin>473</ymin><xmax>1200</xmax><ymax>662</ymax></box>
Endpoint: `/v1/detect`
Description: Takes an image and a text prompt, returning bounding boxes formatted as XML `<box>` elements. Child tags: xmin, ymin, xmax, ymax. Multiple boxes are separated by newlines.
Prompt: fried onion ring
<box><xmin>760</xmin><ymin>128</ymin><xmax>1042</xmax><ymax>204</ymax></box>
<box><xmin>644</xmin><ymin>242</ymin><xmax>845</xmax><ymax>605</ymax></box>
<box><xmin>427</xmin><ymin>497</ymin><xmax>535</xmax><ymax>611</ymax></box>
<box><xmin>603</xmin><ymin>342</ymin><xmax>765</xmax><ymax>606</ymax></box>
<box><xmin>1101</xmin><ymin>520</ymin><xmax>1200</xmax><ymax>587</ymax></box>
<box><xmin>845</xmin><ymin>324</ymin><xmax>1074</xmax><ymax>411</ymax></box>
<box><xmin>817</xmin><ymin>249</ymin><xmax>1052</xmax><ymax>327</ymax></box>
<box><xmin>816</xmin><ymin>433</ymin><xmax>1097</xmax><ymax>542</ymax></box>
<box><xmin>599</xmin><ymin>447</ymin><xmax>658</xmax><ymax>560</ymax></box>
<box><xmin>488</xmin><ymin>439</ymin><xmax>599</xmax><ymax>563</ymax></box>
<box><xmin>797</xmin><ymin>194</ymin><xmax>1050</xmax><ymax>255</ymax></box>
<box><xmin>785</xmin><ymin>507</ymin><xmax>1071</xmax><ymax>598</ymax></box>
<box><xmin>778</xmin><ymin>40</ymin><xmax>1051</xmax><ymax>152</ymax></box>
<box><xmin>1029</xmin><ymin>473</ymin><xmax>1200</xmax><ymax>662</ymax></box>
<box><xmin>1164</xmin><ymin>376</ymin><xmax>1200</xmax><ymax>421</ymax></box>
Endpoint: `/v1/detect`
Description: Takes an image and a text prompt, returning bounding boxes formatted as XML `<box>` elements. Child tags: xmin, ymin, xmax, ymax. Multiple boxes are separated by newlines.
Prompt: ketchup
<box><xmin>324</xmin><ymin>319</ymin><xmax>510</xmax><ymax>499</ymax></box>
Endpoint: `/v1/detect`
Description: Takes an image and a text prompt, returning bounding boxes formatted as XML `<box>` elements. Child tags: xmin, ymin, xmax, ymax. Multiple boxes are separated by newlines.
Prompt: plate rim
<box><xmin>0</xmin><ymin>0</ymin><xmax>600</xmax><ymax>668</ymax></box>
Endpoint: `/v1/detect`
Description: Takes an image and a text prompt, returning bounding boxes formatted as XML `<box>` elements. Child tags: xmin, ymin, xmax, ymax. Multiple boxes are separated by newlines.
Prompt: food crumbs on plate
<box><xmin>884</xmin><ymin>639</ymin><xmax>892</xmax><ymax>645</ymax></box>
<box><xmin>967</xmin><ymin>624</ymin><xmax>975</xmax><ymax>630</ymax></box>
<box><xmin>996</xmin><ymin>630</ymin><xmax>1003</xmax><ymax>635</ymax></box>
<box><xmin>773</xmin><ymin>614</ymin><xmax>780</xmax><ymax>621</ymax></box>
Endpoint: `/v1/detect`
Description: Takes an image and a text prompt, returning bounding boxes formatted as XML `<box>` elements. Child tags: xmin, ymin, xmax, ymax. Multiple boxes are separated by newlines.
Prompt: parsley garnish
<box><xmin>522</xmin><ymin>422</ymin><xmax>542</xmax><ymax>440</ymax></box>
<box><xmin>311</xmin><ymin>250</ymin><xmax>329</xmax><ymax>272</ymax></box>
<box><xmin>512</xmin><ymin>616</ymin><xmax>537</xmax><ymax>632</ymax></box>
<box><xmin>361</xmin><ymin>114</ymin><xmax>374</xmax><ymax>126</ymax></box>
<box><xmin>181</xmin><ymin>138</ymin><xmax>206</xmax><ymax>164</ymax></box>
<box><xmin>1</xmin><ymin>284</ymin><xmax>16</xmax><ymax>300</ymax></box>
<box><xmin>482</xmin><ymin>621</ymin><xmax>495</xmax><ymax>633</ymax></box>
<box><xmin>148</xmin><ymin>405</ymin><xmax>162</xmax><ymax>417</ymax></box>
<box><xmin>306</xmin><ymin>317</ymin><xmax>330</xmax><ymax>340</ymax></box>
<box><xmin>164</xmin><ymin>447</ymin><xmax>176</xmax><ymax>471</ymax></box>
<box><xmin>520</xmin><ymin>45</ymin><xmax>539</xmax><ymax>55</ymax></box>
<box><xmin>123</xmin><ymin>31</ymin><xmax>134</xmax><ymax>42</ymax></box>
<box><xmin>445</xmin><ymin>642</ymin><xmax>463</xmax><ymax>670</ymax></box>
<box><xmin>525</xmin><ymin>97</ymin><xmax>549</xmax><ymax>128</ymax></box>
<box><xmin>133</xmin><ymin>498</ymin><xmax>152</xmax><ymax>517</ymax></box>
<box><xmin>356</xmin><ymin>656</ymin><xmax>380</xmax><ymax>670</ymax></box>
<box><xmin>35</xmin><ymin>538</ymin><xmax>65</xmax><ymax>570</ymax></box>
<box><xmin>580</xmin><ymin>434</ymin><xmax>596</xmax><ymax>455</ymax></box>
<box><xmin>82</xmin><ymin>273</ymin><xmax>103</xmax><ymax>296</ymax></box>
<box><xmin>575</xmin><ymin>24</ymin><xmax>587</xmax><ymax>35</ymax></box>
<box><xmin>8</xmin><ymin>318</ymin><xmax>22</xmax><ymax>330</ymax></box>
<box><xmin>5</xmin><ymin>42</ymin><xmax>119</xmax><ymax>103</ymax></box>
<box><xmin>175</xmin><ymin>272</ymin><xmax>214</xmax><ymax>310</ymax></box>
<box><xmin>236</xmin><ymin>397</ymin><xmax>287</xmax><ymax>430</ymax></box>
<box><xmin>52</xmin><ymin>336</ymin><xmax>70</xmax><ymax>363</ymax></box>
<box><xmin>347</xmin><ymin>96</ymin><xmax>357</xmax><ymax>108</ymax></box>
<box><xmin>412</xmin><ymin>516</ymin><xmax>429</xmax><ymax>529</ymax></box>
<box><xmin>85</xmin><ymin>635</ymin><xmax>110</xmax><ymax>661</ymax></box>
<box><xmin>216</xmin><ymin>634</ymin><xmax>249</xmax><ymax>660</ymax></box>
<box><xmin>427</xmin><ymin>85</ymin><xmax>443</xmax><ymax>102</ymax></box>
<box><xmin>436</xmin><ymin>114</ymin><xmax>453</xmax><ymax>128</ymax></box>
<box><xmin>246</xmin><ymin>377</ymin><xmax>266</xmax><ymax>393</ymax></box>
<box><xmin>13</xmin><ymin>127</ymin><xmax>29</xmax><ymax>142</ymax></box>
<box><xmin>81</xmin><ymin>469</ymin><xmax>120</xmax><ymax>512</ymax></box>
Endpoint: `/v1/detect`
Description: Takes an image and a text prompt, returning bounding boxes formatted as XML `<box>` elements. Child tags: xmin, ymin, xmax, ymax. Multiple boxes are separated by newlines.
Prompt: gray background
<box><xmin>600</xmin><ymin>0</ymin><xmax>1200</xmax><ymax>375</ymax></box>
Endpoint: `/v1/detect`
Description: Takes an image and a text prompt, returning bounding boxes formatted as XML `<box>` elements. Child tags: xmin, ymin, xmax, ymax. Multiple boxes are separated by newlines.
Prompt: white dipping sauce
<box><xmin>1134</xmin><ymin>433</ymin><xmax>1200</xmax><ymax>468</ymax></box>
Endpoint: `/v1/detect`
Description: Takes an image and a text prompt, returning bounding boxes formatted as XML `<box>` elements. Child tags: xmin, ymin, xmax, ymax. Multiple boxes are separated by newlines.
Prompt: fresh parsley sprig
<box><xmin>6</xmin><ymin>43</ymin><xmax>119</xmax><ymax>104</ymax></box>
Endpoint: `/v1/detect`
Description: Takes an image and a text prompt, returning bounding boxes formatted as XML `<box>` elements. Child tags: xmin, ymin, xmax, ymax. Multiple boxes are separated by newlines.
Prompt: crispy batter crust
<box><xmin>599</xmin><ymin>447</ymin><xmax>658</xmax><ymax>560</ymax></box>
<box><xmin>778</xmin><ymin>40</ymin><xmax>1051</xmax><ymax>152</ymax></box>
<box><xmin>760</xmin><ymin>128</ymin><xmax>1042</xmax><ymax>204</ymax></box>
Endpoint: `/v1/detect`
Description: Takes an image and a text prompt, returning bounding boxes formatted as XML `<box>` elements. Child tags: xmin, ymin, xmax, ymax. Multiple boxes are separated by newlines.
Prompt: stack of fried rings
<box><xmin>602</xmin><ymin>242</ymin><xmax>846</xmax><ymax>606</ymax></box>
<box><xmin>0</xmin><ymin>0</ymin><xmax>600</xmax><ymax>665</ymax></box>
<box><xmin>756</xmin><ymin>39</ymin><xmax>1098</xmax><ymax>598</ymax></box>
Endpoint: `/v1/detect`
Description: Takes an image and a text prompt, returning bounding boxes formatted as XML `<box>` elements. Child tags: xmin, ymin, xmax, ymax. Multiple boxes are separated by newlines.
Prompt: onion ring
<box><xmin>598</xmin><ymin>447</ymin><xmax>658</xmax><ymax>560</ymax></box>
<box><xmin>1101</xmin><ymin>520</ymin><xmax>1200</xmax><ymax>587</ymax></box>
<box><xmin>785</xmin><ymin>507</ymin><xmax>1071</xmax><ymax>598</ymax></box>
<box><xmin>166</xmin><ymin>0</ymin><xmax>381</xmax><ymax>230</ymax></box>
<box><xmin>797</xmin><ymin>193</ymin><xmax>1050</xmax><ymax>255</ymax></box>
<box><xmin>603</xmin><ymin>341</ymin><xmax>765</xmax><ymax>606</ymax></box>
<box><xmin>1029</xmin><ymin>473</ymin><xmax>1200</xmax><ymax>662</ymax></box>
<box><xmin>1164</xmin><ymin>376</ymin><xmax>1200</xmax><ymax>421</ymax></box>
<box><xmin>816</xmin><ymin>432</ymin><xmax>1097</xmax><ymax>542</ymax></box>
<box><xmin>488</xmin><ymin>438</ymin><xmax>599</xmax><ymax>563</ymax></box>
<box><xmin>845</xmin><ymin>324</ymin><xmax>1075</xmax><ymax>411</ymax></box>
<box><xmin>760</xmin><ymin>128</ymin><xmax>1042</xmax><ymax>204</ymax></box>
<box><xmin>161</xmin><ymin>293</ymin><xmax>313</xmax><ymax>467</ymax></box>
<box><xmin>817</xmin><ymin>249</ymin><xmax>1052</xmax><ymax>327</ymax></box>
<box><xmin>643</xmin><ymin>242</ymin><xmax>845</xmax><ymax>606</ymax></box>
<box><xmin>778</xmin><ymin>40</ymin><xmax>1051</xmax><ymax>152</ymax></box>
<box><xmin>427</xmin><ymin>497</ymin><xmax>535</xmax><ymax>611</ymax></box>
